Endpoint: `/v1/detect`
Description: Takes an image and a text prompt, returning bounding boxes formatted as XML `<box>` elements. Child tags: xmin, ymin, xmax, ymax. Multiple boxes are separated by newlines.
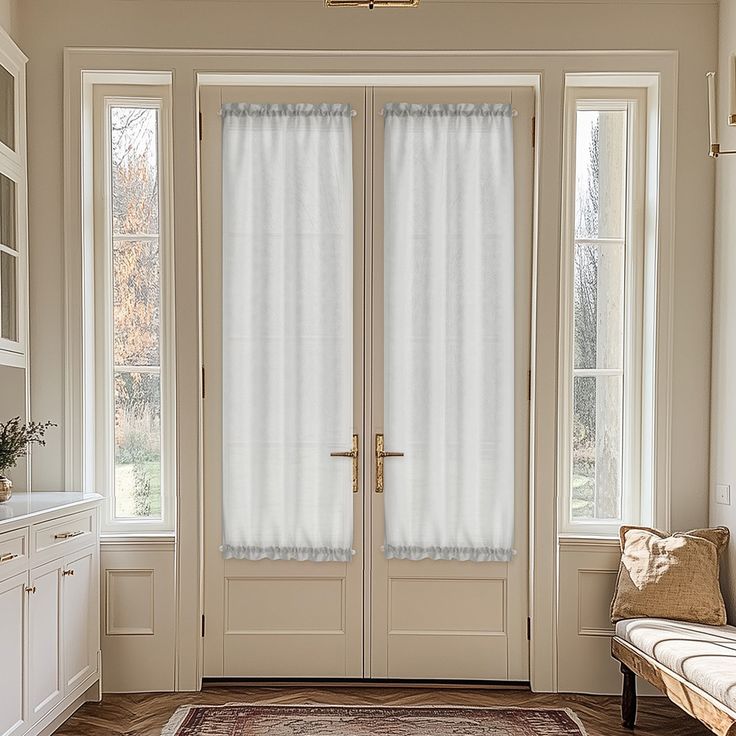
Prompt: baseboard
<box><xmin>31</xmin><ymin>677</ymin><xmax>101</xmax><ymax>736</ymax></box>
<box><xmin>202</xmin><ymin>678</ymin><xmax>531</xmax><ymax>690</ymax></box>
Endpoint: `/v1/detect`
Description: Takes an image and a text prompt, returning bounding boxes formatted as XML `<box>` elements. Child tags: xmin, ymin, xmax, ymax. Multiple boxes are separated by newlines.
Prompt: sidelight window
<box><xmin>93</xmin><ymin>87</ymin><xmax>174</xmax><ymax>532</ymax></box>
<box><xmin>560</xmin><ymin>87</ymin><xmax>647</xmax><ymax>535</ymax></box>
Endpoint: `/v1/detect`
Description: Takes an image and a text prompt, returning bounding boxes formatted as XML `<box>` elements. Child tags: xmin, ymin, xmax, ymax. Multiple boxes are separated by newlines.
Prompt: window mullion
<box><xmin>114</xmin><ymin>365</ymin><xmax>161</xmax><ymax>374</ymax></box>
<box><xmin>112</xmin><ymin>233</ymin><xmax>159</xmax><ymax>242</ymax></box>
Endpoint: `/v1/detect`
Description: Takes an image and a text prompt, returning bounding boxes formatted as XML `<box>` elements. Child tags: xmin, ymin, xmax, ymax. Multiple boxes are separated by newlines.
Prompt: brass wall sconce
<box><xmin>324</xmin><ymin>0</ymin><xmax>420</xmax><ymax>7</ymax></box>
<box><xmin>707</xmin><ymin>71</ymin><xmax>736</xmax><ymax>158</ymax></box>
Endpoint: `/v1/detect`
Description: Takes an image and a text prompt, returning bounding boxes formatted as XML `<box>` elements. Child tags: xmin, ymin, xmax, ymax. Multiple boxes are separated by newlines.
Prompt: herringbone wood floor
<box><xmin>52</xmin><ymin>685</ymin><xmax>710</xmax><ymax>736</ymax></box>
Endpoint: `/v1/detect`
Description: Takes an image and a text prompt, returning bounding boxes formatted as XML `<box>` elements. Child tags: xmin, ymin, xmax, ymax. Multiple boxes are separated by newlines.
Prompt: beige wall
<box><xmin>17</xmin><ymin>0</ymin><xmax>717</xmax><ymax>528</ymax></box>
<box><xmin>0</xmin><ymin>0</ymin><xmax>16</xmax><ymax>38</ymax></box>
<box><xmin>711</xmin><ymin>0</ymin><xmax>736</xmax><ymax>618</ymax></box>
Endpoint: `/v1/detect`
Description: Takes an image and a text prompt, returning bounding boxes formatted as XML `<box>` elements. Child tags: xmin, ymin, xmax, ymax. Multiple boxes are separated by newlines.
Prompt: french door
<box><xmin>201</xmin><ymin>84</ymin><xmax>533</xmax><ymax>680</ymax></box>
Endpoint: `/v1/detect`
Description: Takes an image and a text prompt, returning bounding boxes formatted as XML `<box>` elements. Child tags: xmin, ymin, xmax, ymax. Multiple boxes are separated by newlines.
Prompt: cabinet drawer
<box><xmin>33</xmin><ymin>510</ymin><xmax>96</xmax><ymax>557</ymax></box>
<box><xmin>0</xmin><ymin>527</ymin><xmax>28</xmax><ymax>581</ymax></box>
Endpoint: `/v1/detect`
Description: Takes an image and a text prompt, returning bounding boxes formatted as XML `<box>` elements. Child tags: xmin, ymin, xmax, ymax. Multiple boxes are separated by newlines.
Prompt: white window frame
<box><xmin>0</xmin><ymin>27</ymin><xmax>27</xmax><ymax>368</ymax></box>
<box><xmin>92</xmin><ymin>83</ymin><xmax>176</xmax><ymax>534</ymax></box>
<box><xmin>559</xmin><ymin>85</ymin><xmax>648</xmax><ymax>537</ymax></box>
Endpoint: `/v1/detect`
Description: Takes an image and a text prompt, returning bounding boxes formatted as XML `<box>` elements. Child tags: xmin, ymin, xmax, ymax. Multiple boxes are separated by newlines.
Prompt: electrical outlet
<box><xmin>716</xmin><ymin>484</ymin><xmax>731</xmax><ymax>506</ymax></box>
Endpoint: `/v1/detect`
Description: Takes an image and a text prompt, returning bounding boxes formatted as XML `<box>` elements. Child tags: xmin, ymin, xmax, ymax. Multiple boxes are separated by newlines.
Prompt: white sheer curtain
<box><xmin>383</xmin><ymin>103</ymin><xmax>515</xmax><ymax>562</ymax></box>
<box><xmin>221</xmin><ymin>103</ymin><xmax>354</xmax><ymax>562</ymax></box>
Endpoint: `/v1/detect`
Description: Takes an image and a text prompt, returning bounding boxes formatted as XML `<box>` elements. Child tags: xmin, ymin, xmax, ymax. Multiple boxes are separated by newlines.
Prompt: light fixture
<box><xmin>324</xmin><ymin>0</ymin><xmax>420</xmax><ymax>8</ymax></box>
<box><xmin>706</xmin><ymin>71</ymin><xmax>736</xmax><ymax>158</ymax></box>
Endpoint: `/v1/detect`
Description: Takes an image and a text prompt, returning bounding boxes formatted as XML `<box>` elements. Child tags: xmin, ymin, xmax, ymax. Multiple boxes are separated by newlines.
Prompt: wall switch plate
<box><xmin>716</xmin><ymin>484</ymin><xmax>731</xmax><ymax>505</ymax></box>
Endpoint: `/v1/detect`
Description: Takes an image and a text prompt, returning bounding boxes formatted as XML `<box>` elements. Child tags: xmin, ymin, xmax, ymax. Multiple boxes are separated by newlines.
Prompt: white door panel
<box><xmin>369</xmin><ymin>87</ymin><xmax>533</xmax><ymax>680</ymax></box>
<box><xmin>202</xmin><ymin>86</ymin><xmax>366</xmax><ymax>678</ymax></box>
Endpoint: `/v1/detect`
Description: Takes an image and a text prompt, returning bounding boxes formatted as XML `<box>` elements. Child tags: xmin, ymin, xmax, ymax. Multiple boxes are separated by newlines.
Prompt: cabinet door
<box><xmin>28</xmin><ymin>559</ymin><xmax>63</xmax><ymax>721</ymax></box>
<box><xmin>0</xmin><ymin>572</ymin><xmax>27</xmax><ymax>736</ymax></box>
<box><xmin>62</xmin><ymin>546</ymin><xmax>98</xmax><ymax>692</ymax></box>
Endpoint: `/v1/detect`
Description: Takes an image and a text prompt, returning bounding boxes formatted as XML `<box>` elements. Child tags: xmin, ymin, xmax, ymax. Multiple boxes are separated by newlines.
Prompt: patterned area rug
<box><xmin>162</xmin><ymin>703</ymin><xmax>588</xmax><ymax>736</ymax></box>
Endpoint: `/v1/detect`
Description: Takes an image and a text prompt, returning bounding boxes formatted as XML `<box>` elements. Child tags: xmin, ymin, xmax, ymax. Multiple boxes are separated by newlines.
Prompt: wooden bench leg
<box><xmin>621</xmin><ymin>663</ymin><xmax>637</xmax><ymax>729</ymax></box>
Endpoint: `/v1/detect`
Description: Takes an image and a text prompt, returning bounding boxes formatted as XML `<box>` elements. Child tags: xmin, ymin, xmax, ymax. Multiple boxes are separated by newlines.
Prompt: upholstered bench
<box><xmin>612</xmin><ymin>618</ymin><xmax>736</xmax><ymax>735</ymax></box>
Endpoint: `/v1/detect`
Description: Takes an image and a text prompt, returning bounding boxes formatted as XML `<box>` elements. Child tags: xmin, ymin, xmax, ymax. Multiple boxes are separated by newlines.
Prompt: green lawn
<box><xmin>114</xmin><ymin>461</ymin><xmax>162</xmax><ymax>519</ymax></box>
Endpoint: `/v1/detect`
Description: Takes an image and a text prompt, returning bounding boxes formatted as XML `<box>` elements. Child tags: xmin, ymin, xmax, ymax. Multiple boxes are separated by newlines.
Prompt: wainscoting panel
<box><xmin>106</xmin><ymin>569</ymin><xmax>155</xmax><ymax>636</ymax></box>
<box><xmin>577</xmin><ymin>570</ymin><xmax>618</xmax><ymax>636</ymax></box>
<box><xmin>100</xmin><ymin>541</ymin><xmax>175</xmax><ymax>693</ymax></box>
<box><xmin>557</xmin><ymin>538</ymin><xmax>658</xmax><ymax>695</ymax></box>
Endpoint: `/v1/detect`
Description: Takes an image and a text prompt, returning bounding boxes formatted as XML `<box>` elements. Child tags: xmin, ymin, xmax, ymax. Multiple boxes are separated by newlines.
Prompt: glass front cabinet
<box><xmin>0</xmin><ymin>27</ymin><xmax>26</xmax><ymax>367</ymax></box>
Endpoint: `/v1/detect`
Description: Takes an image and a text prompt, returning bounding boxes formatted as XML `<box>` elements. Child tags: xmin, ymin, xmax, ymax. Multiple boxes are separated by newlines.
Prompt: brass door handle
<box><xmin>0</xmin><ymin>552</ymin><xmax>19</xmax><ymax>563</ymax></box>
<box><xmin>330</xmin><ymin>434</ymin><xmax>359</xmax><ymax>493</ymax></box>
<box><xmin>62</xmin><ymin>569</ymin><xmax>75</xmax><ymax>577</ymax></box>
<box><xmin>375</xmin><ymin>433</ymin><xmax>404</xmax><ymax>494</ymax></box>
<box><xmin>25</xmin><ymin>586</ymin><xmax>36</xmax><ymax>594</ymax></box>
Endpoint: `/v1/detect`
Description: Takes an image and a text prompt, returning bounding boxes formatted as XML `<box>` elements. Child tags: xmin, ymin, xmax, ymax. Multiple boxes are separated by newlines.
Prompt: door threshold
<box><xmin>202</xmin><ymin>678</ymin><xmax>530</xmax><ymax>690</ymax></box>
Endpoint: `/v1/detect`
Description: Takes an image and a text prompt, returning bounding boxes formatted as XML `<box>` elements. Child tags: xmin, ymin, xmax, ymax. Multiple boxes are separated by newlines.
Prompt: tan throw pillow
<box><xmin>610</xmin><ymin>525</ymin><xmax>730</xmax><ymax>625</ymax></box>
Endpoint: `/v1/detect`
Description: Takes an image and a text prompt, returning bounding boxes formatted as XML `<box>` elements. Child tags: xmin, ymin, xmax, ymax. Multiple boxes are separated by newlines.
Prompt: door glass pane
<box><xmin>220</xmin><ymin>103</ymin><xmax>354</xmax><ymax>561</ymax></box>
<box><xmin>382</xmin><ymin>103</ymin><xmax>515</xmax><ymax>561</ymax></box>
<box><xmin>0</xmin><ymin>173</ymin><xmax>16</xmax><ymax>249</ymax></box>
<box><xmin>110</xmin><ymin>106</ymin><xmax>159</xmax><ymax>236</ymax></box>
<box><xmin>572</xmin><ymin>374</ymin><xmax>623</xmax><ymax>521</ymax></box>
<box><xmin>0</xmin><ymin>251</ymin><xmax>17</xmax><ymax>341</ymax></box>
<box><xmin>114</xmin><ymin>370</ymin><xmax>162</xmax><ymax>519</ymax></box>
<box><xmin>575</xmin><ymin>109</ymin><xmax>627</xmax><ymax>240</ymax></box>
<box><xmin>573</xmin><ymin>241</ymin><xmax>624</xmax><ymax>370</ymax></box>
<box><xmin>0</xmin><ymin>65</ymin><xmax>14</xmax><ymax>151</ymax></box>
<box><xmin>113</xmin><ymin>239</ymin><xmax>160</xmax><ymax>367</ymax></box>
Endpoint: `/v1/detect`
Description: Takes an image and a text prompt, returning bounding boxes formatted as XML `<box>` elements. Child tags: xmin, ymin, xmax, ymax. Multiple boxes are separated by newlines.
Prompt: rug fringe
<box><xmin>161</xmin><ymin>705</ymin><xmax>194</xmax><ymax>736</ymax></box>
<box><xmin>561</xmin><ymin>707</ymin><xmax>590</xmax><ymax>736</ymax></box>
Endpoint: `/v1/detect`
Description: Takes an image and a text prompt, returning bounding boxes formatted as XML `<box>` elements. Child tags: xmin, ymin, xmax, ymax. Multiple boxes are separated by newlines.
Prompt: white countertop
<box><xmin>0</xmin><ymin>491</ymin><xmax>103</xmax><ymax>530</ymax></box>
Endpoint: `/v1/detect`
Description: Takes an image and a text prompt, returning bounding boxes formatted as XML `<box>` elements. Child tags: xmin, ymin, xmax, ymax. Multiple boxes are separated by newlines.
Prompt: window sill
<box><xmin>558</xmin><ymin>534</ymin><xmax>620</xmax><ymax>549</ymax></box>
<box><xmin>101</xmin><ymin>532</ymin><xmax>176</xmax><ymax>546</ymax></box>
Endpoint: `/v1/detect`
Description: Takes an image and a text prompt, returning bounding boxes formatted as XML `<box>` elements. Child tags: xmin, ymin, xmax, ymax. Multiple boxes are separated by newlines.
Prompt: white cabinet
<box><xmin>28</xmin><ymin>559</ymin><xmax>63</xmax><ymax>721</ymax></box>
<box><xmin>0</xmin><ymin>495</ymin><xmax>101</xmax><ymax>736</ymax></box>
<box><xmin>62</xmin><ymin>547</ymin><xmax>98</xmax><ymax>692</ymax></box>
<box><xmin>0</xmin><ymin>572</ymin><xmax>27</xmax><ymax>736</ymax></box>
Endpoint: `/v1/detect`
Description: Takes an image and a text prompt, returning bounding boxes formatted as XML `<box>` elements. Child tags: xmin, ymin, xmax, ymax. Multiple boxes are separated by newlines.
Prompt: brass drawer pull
<box><xmin>0</xmin><ymin>552</ymin><xmax>19</xmax><ymax>563</ymax></box>
<box><xmin>62</xmin><ymin>569</ymin><xmax>75</xmax><ymax>577</ymax></box>
<box><xmin>54</xmin><ymin>530</ymin><xmax>85</xmax><ymax>540</ymax></box>
<box><xmin>375</xmin><ymin>433</ymin><xmax>404</xmax><ymax>494</ymax></box>
<box><xmin>330</xmin><ymin>434</ymin><xmax>360</xmax><ymax>494</ymax></box>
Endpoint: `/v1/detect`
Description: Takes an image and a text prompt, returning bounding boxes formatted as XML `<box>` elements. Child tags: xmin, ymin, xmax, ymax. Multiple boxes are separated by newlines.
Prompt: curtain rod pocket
<box><xmin>217</xmin><ymin>106</ymin><xmax>515</xmax><ymax>117</ymax></box>
<box><xmin>379</xmin><ymin>108</ymin><xmax>519</xmax><ymax>117</ymax></box>
<box><xmin>379</xmin><ymin>103</ymin><xmax>517</xmax><ymax>117</ymax></box>
<box><xmin>219</xmin><ymin>103</ymin><xmax>356</xmax><ymax>117</ymax></box>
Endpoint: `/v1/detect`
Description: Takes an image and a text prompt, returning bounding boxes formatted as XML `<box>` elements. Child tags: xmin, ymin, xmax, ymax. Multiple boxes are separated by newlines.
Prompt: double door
<box><xmin>202</xmin><ymin>85</ymin><xmax>533</xmax><ymax>680</ymax></box>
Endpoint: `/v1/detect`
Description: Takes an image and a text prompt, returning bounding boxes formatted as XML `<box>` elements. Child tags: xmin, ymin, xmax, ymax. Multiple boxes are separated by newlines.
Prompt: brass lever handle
<box><xmin>330</xmin><ymin>434</ymin><xmax>359</xmax><ymax>493</ymax></box>
<box><xmin>375</xmin><ymin>433</ymin><xmax>404</xmax><ymax>494</ymax></box>
<box><xmin>62</xmin><ymin>569</ymin><xmax>75</xmax><ymax>577</ymax></box>
<box><xmin>0</xmin><ymin>552</ymin><xmax>19</xmax><ymax>563</ymax></box>
<box><xmin>25</xmin><ymin>586</ymin><xmax>36</xmax><ymax>594</ymax></box>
